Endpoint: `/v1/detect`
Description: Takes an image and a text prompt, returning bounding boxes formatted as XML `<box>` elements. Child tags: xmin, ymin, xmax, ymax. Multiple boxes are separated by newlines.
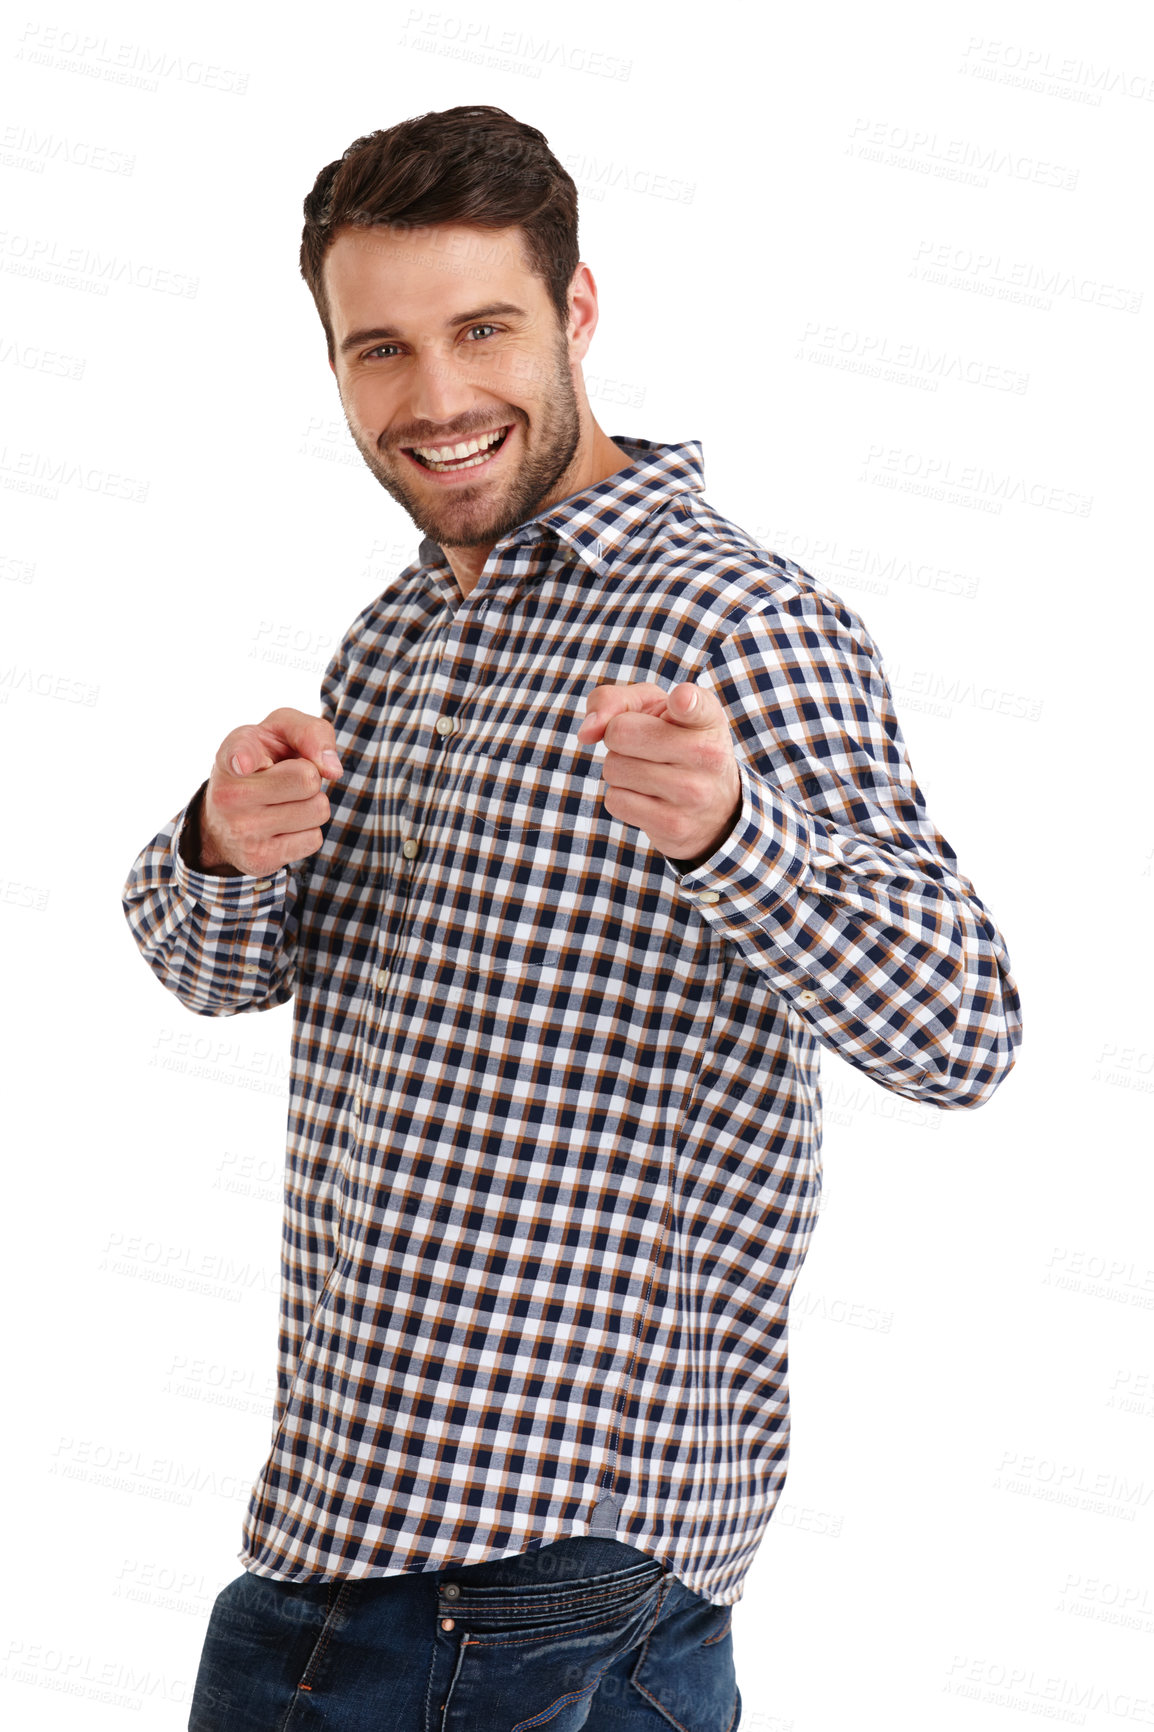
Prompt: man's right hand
<box><xmin>191</xmin><ymin>708</ymin><xmax>344</xmax><ymax>876</ymax></box>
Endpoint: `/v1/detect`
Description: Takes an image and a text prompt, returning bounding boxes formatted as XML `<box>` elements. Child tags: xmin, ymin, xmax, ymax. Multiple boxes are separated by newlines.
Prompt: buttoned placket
<box><xmin>349</xmin><ymin>553</ymin><xmax>516</xmax><ymax>1146</ymax></box>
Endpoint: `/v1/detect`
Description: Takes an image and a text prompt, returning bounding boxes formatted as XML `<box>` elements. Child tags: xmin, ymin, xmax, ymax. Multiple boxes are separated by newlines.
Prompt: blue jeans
<box><xmin>188</xmin><ymin>1535</ymin><xmax>741</xmax><ymax>1730</ymax></box>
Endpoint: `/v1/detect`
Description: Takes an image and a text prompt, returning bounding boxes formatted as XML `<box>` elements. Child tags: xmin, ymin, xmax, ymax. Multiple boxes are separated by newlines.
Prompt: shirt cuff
<box><xmin>171</xmin><ymin>780</ymin><xmax>291</xmax><ymax>916</ymax></box>
<box><xmin>666</xmin><ymin>756</ymin><xmax>813</xmax><ymax>919</ymax></box>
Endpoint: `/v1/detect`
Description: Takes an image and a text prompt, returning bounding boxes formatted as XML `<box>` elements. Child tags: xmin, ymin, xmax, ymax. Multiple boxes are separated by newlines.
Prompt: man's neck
<box><xmin>443</xmin><ymin>424</ymin><xmax>634</xmax><ymax>601</ymax></box>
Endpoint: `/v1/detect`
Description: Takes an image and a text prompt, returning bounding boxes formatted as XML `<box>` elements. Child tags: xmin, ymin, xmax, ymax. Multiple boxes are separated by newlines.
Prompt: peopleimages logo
<box><xmin>395</xmin><ymin>11</ymin><xmax>632</xmax><ymax>80</ymax></box>
<box><xmin>2</xmin><ymin>1638</ymin><xmax>190</xmax><ymax>1712</ymax></box>
<box><xmin>562</xmin><ymin>151</ymin><xmax>695</xmax><ymax>204</ymax></box>
<box><xmin>882</xmin><ymin>663</ymin><xmax>1044</xmax><ymax>723</ymax></box>
<box><xmin>859</xmin><ymin>445</ymin><xmax>1093</xmax><ymax>518</ymax></box>
<box><xmin>0</xmin><ymin>228</ymin><xmax>197</xmax><ymax>297</ymax></box>
<box><xmin>750</xmin><ymin>527</ymin><xmax>980</xmax><ymax>603</ymax></box>
<box><xmin>47</xmin><ymin>1435</ymin><xmax>255</xmax><ymax>1508</ymax></box>
<box><xmin>943</xmin><ymin>1654</ymin><xmax>1154</xmax><ymax>1723</ymax></box>
<box><xmin>0</xmin><ymin>334</ymin><xmax>85</xmax><ymax>379</ymax></box>
<box><xmin>15</xmin><ymin>21</ymin><xmax>249</xmax><ymax>95</ymax></box>
<box><xmin>0</xmin><ymin>663</ymin><xmax>99</xmax><ymax>703</ymax></box>
<box><xmin>911</xmin><ymin>238</ymin><xmax>1142</xmax><ymax>314</ymax></box>
<box><xmin>0</xmin><ymin>446</ymin><xmax>147</xmax><ymax>503</ymax></box>
<box><xmin>793</xmin><ymin>322</ymin><xmax>1029</xmax><ymax>395</ymax></box>
<box><xmin>959</xmin><ymin>36</ymin><xmax>1154</xmax><ymax>105</ymax></box>
<box><xmin>0</xmin><ymin>121</ymin><xmax>135</xmax><ymax>175</ymax></box>
<box><xmin>847</xmin><ymin>117</ymin><xmax>1079</xmax><ymax>190</ymax></box>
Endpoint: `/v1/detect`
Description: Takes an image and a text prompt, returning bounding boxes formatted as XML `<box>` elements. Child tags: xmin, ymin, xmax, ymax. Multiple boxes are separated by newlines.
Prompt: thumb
<box><xmin>665</xmin><ymin>682</ymin><xmax>716</xmax><ymax>727</ymax></box>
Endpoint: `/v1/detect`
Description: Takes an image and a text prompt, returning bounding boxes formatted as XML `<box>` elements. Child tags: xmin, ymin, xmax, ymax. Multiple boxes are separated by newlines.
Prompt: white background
<box><xmin>2</xmin><ymin>1</ymin><xmax>1152</xmax><ymax>1727</ymax></box>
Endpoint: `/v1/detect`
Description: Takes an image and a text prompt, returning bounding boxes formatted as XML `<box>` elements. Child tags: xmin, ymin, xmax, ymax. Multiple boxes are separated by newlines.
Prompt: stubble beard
<box><xmin>344</xmin><ymin>332</ymin><xmax>582</xmax><ymax>549</ymax></box>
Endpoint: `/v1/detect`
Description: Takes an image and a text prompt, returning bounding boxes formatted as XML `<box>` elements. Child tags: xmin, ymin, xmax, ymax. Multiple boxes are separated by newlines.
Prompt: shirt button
<box><xmin>352</xmin><ymin>1089</ymin><xmax>362</xmax><ymax>1115</ymax></box>
<box><xmin>401</xmin><ymin>839</ymin><xmax>419</xmax><ymax>858</ymax></box>
<box><xmin>694</xmin><ymin>890</ymin><xmax>721</xmax><ymax>904</ymax></box>
<box><xmin>435</xmin><ymin>716</ymin><xmax>457</xmax><ymax>736</ymax></box>
<box><xmin>376</xmin><ymin>968</ymin><xmax>391</xmax><ymax>989</ymax></box>
<box><xmin>797</xmin><ymin>989</ymin><xmax>819</xmax><ymax>1008</ymax></box>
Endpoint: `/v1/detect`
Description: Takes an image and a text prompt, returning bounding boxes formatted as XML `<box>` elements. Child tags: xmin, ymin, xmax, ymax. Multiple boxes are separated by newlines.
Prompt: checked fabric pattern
<box><xmin>122</xmin><ymin>435</ymin><xmax>1021</xmax><ymax>1607</ymax></box>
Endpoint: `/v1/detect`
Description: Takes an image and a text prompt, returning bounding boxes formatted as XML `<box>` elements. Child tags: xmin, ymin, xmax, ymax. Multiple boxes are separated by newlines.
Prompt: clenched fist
<box><xmin>187</xmin><ymin>708</ymin><xmax>344</xmax><ymax>877</ymax></box>
<box><xmin>575</xmin><ymin>681</ymin><xmax>743</xmax><ymax>868</ymax></box>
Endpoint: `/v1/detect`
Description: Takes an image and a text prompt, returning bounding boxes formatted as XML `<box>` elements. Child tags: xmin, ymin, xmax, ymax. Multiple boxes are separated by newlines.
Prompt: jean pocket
<box><xmin>629</xmin><ymin>1586</ymin><xmax>740</xmax><ymax>1732</ymax></box>
<box><xmin>438</xmin><ymin>1561</ymin><xmax>672</xmax><ymax>1732</ymax></box>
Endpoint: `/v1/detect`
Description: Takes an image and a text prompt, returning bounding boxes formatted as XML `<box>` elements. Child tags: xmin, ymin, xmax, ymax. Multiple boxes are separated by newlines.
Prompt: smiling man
<box><xmin>123</xmin><ymin>105</ymin><xmax>1021</xmax><ymax>1732</ymax></box>
<box><xmin>325</xmin><ymin>222</ymin><xmax>628</xmax><ymax>580</ymax></box>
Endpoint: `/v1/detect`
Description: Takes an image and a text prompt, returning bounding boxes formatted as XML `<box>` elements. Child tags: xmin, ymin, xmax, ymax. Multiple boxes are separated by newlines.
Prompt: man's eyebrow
<box><xmin>339</xmin><ymin>303</ymin><xmax>528</xmax><ymax>356</ymax></box>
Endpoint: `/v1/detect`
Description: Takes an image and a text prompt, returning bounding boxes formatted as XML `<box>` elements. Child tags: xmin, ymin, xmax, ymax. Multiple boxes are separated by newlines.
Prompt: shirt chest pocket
<box><xmin>468</xmin><ymin>756</ymin><xmax>607</xmax><ymax>841</ymax></box>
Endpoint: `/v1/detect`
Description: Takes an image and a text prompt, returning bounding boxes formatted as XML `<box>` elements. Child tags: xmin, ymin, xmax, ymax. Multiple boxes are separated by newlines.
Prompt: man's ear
<box><xmin>329</xmin><ymin>358</ymin><xmax>335</xmax><ymax>374</ymax></box>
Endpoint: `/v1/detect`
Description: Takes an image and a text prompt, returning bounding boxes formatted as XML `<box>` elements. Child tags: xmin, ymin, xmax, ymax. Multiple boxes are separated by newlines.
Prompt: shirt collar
<box><xmin>418</xmin><ymin>435</ymin><xmax>705</xmax><ymax>583</ymax></box>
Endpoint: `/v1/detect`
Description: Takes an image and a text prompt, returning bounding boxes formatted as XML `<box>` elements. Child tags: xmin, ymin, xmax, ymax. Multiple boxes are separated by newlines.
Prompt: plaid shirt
<box><xmin>122</xmin><ymin>434</ymin><xmax>1020</xmax><ymax>1606</ymax></box>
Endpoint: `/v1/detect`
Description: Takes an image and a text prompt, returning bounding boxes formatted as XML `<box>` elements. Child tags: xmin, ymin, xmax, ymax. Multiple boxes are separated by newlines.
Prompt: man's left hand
<box><xmin>576</xmin><ymin>681</ymin><xmax>743</xmax><ymax>867</ymax></box>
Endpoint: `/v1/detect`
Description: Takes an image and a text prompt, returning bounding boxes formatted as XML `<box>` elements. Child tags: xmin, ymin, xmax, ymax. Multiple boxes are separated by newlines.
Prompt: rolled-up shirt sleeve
<box><xmin>667</xmin><ymin>592</ymin><xmax>1022</xmax><ymax>1109</ymax></box>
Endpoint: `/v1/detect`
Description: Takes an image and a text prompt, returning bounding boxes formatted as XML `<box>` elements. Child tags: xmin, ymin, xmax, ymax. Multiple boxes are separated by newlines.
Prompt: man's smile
<box><xmin>400</xmin><ymin>421</ymin><xmax>516</xmax><ymax>482</ymax></box>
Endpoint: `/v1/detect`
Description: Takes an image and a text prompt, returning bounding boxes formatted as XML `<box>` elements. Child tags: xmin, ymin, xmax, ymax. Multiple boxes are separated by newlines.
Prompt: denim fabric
<box><xmin>188</xmin><ymin>1536</ymin><xmax>741</xmax><ymax>1730</ymax></box>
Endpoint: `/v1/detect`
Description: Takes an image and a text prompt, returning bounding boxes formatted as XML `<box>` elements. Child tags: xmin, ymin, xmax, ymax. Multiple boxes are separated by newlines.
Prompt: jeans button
<box><xmin>442</xmin><ymin>1582</ymin><xmax>460</xmax><ymax>1599</ymax></box>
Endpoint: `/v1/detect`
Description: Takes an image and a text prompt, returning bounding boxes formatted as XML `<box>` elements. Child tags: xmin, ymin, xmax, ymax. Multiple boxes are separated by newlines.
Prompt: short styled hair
<box><xmin>300</xmin><ymin>105</ymin><xmax>580</xmax><ymax>361</ymax></box>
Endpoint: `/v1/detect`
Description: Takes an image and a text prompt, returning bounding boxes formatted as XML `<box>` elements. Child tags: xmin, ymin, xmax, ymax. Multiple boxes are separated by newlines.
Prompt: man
<box><xmin>123</xmin><ymin>105</ymin><xmax>1021</xmax><ymax>1731</ymax></box>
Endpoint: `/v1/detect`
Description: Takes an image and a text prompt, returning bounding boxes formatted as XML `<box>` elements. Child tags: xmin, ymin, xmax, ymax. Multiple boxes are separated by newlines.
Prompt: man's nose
<box><xmin>405</xmin><ymin>341</ymin><xmax>478</xmax><ymax>428</ymax></box>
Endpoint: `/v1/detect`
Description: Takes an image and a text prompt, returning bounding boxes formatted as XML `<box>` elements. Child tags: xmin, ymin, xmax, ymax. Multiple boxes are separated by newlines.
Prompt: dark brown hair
<box><xmin>300</xmin><ymin>106</ymin><xmax>580</xmax><ymax>362</ymax></box>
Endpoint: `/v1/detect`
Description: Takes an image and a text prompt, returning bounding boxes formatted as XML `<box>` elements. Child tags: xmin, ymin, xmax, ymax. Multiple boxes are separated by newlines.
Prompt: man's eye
<box><xmin>364</xmin><ymin>327</ymin><xmax>496</xmax><ymax>360</ymax></box>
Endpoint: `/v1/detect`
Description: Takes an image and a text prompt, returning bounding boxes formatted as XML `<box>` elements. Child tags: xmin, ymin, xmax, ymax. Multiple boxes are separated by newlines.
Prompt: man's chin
<box><xmin>413</xmin><ymin>499</ymin><xmax>513</xmax><ymax>549</ymax></box>
<box><xmin>360</xmin><ymin>444</ymin><xmax>553</xmax><ymax>552</ymax></box>
<box><xmin>408</xmin><ymin>482</ymin><xmax>536</xmax><ymax>551</ymax></box>
<box><xmin>360</xmin><ymin>459</ymin><xmax>494</xmax><ymax>539</ymax></box>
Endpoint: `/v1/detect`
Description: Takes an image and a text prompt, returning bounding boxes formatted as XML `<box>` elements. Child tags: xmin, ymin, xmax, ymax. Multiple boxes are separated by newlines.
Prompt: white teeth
<box><xmin>411</xmin><ymin>426</ymin><xmax>507</xmax><ymax>463</ymax></box>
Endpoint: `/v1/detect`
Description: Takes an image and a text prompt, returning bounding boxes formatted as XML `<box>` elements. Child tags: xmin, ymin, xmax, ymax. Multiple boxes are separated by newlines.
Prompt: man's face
<box><xmin>323</xmin><ymin>222</ymin><xmax>583</xmax><ymax>549</ymax></box>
